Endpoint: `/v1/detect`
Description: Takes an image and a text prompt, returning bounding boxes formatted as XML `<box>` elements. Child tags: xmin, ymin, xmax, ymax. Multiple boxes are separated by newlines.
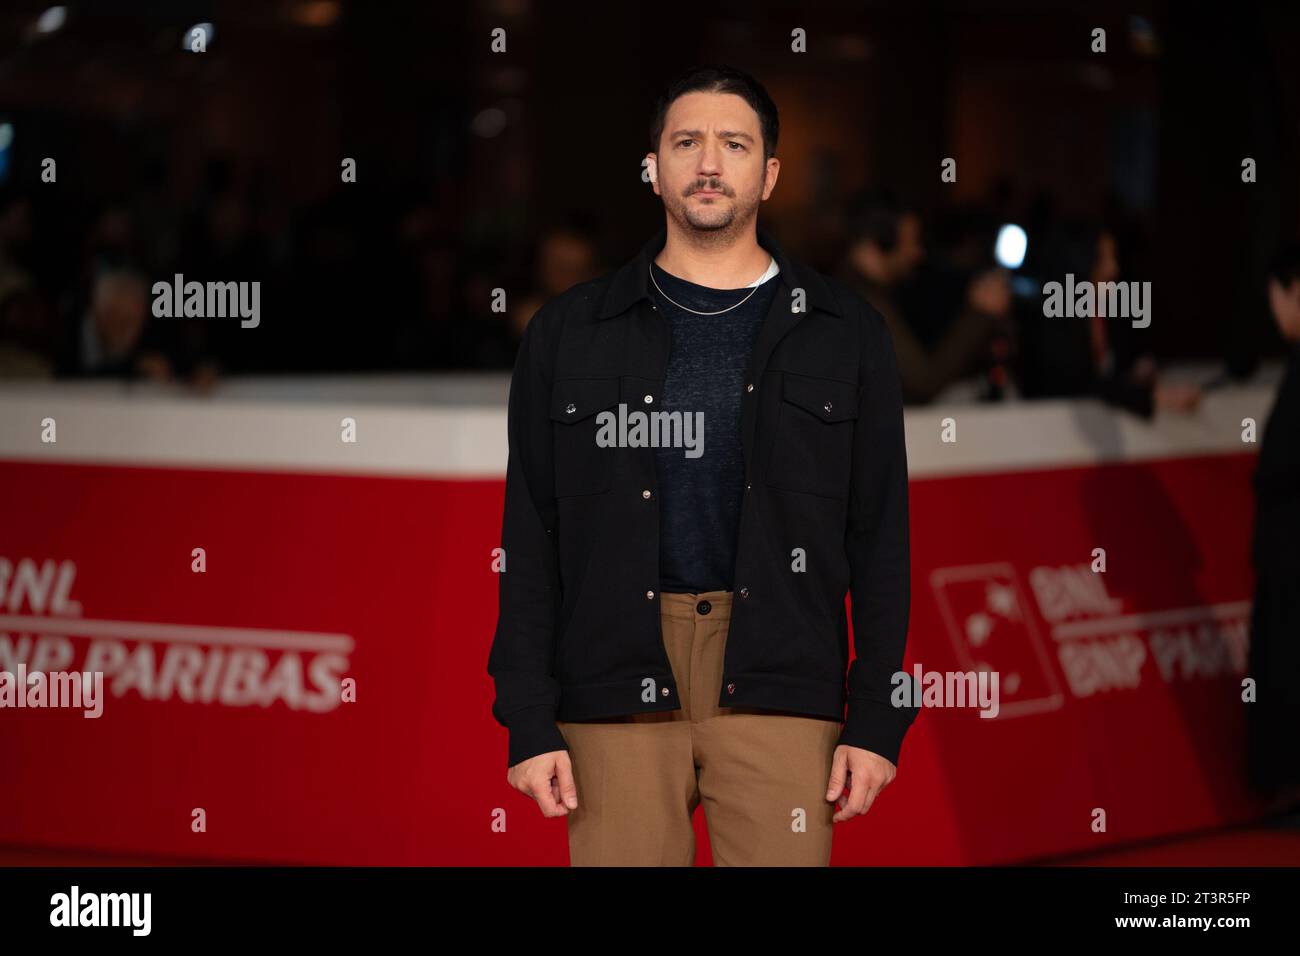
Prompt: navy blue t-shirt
<box><xmin>648</xmin><ymin>257</ymin><xmax>781</xmax><ymax>593</ymax></box>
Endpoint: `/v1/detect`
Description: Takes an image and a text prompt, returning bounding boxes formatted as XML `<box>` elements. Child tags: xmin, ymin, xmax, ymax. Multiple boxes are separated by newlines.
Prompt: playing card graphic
<box><xmin>930</xmin><ymin>563</ymin><xmax>1064</xmax><ymax>718</ymax></box>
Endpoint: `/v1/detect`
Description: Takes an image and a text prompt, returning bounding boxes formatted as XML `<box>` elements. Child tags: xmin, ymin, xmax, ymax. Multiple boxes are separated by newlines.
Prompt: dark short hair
<box><xmin>1268</xmin><ymin>240</ymin><xmax>1300</xmax><ymax>286</ymax></box>
<box><xmin>649</xmin><ymin>64</ymin><xmax>779</xmax><ymax>162</ymax></box>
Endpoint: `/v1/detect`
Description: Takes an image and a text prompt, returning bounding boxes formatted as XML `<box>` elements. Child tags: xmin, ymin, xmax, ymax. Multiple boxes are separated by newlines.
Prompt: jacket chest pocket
<box><xmin>765</xmin><ymin>371</ymin><xmax>860</xmax><ymax>499</ymax></box>
<box><xmin>550</xmin><ymin>377</ymin><xmax>621</xmax><ymax>497</ymax></box>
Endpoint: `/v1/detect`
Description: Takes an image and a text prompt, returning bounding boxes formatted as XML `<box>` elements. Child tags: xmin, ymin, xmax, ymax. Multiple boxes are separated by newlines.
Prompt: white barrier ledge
<box><xmin>0</xmin><ymin>366</ymin><xmax>1280</xmax><ymax>479</ymax></box>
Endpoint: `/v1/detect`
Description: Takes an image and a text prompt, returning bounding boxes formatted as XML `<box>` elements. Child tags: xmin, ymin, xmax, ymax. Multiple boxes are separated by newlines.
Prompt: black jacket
<box><xmin>488</xmin><ymin>225</ymin><xmax>918</xmax><ymax>768</ymax></box>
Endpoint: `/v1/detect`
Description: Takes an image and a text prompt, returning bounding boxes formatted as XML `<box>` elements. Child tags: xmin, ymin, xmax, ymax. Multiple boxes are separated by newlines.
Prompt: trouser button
<box><xmin>696</xmin><ymin>599</ymin><xmax>711</xmax><ymax>615</ymax></box>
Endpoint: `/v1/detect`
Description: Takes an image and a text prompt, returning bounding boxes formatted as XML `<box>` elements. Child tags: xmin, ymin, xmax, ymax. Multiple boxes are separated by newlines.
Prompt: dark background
<box><xmin>0</xmin><ymin>0</ymin><xmax>1295</xmax><ymax>375</ymax></box>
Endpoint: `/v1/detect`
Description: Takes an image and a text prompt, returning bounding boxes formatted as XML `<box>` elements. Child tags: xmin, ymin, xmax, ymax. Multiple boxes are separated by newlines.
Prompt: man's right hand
<box><xmin>507</xmin><ymin>750</ymin><xmax>578</xmax><ymax>816</ymax></box>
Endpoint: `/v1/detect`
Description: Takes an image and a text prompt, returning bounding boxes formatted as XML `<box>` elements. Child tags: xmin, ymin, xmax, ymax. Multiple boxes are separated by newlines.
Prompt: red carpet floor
<box><xmin>4</xmin><ymin>815</ymin><xmax>1299</xmax><ymax>867</ymax></box>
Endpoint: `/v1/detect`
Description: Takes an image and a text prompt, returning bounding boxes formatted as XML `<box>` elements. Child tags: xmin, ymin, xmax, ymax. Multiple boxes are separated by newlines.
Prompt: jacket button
<box><xmin>642</xmin><ymin>489</ymin><xmax>652</xmax><ymax>499</ymax></box>
<box><xmin>823</xmin><ymin>401</ymin><xmax>833</xmax><ymax>413</ymax></box>
<box><xmin>696</xmin><ymin>599</ymin><xmax>711</xmax><ymax>615</ymax></box>
<box><xmin>643</xmin><ymin>394</ymin><xmax>653</xmax><ymax>404</ymax></box>
<box><xmin>565</xmin><ymin>403</ymin><xmax>576</xmax><ymax>414</ymax></box>
<box><xmin>726</xmin><ymin>682</ymin><xmax>736</xmax><ymax>694</ymax></box>
<box><xmin>745</xmin><ymin>383</ymin><xmax>754</xmax><ymax>392</ymax></box>
<box><xmin>646</xmin><ymin>589</ymin><xmax>655</xmax><ymax>599</ymax></box>
<box><xmin>739</xmin><ymin>587</ymin><xmax>749</xmax><ymax>598</ymax></box>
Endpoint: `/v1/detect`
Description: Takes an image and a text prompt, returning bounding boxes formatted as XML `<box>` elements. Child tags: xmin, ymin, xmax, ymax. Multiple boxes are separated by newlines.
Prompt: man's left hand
<box><xmin>825</xmin><ymin>745</ymin><xmax>896</xmax><ymax>823</ymax></box>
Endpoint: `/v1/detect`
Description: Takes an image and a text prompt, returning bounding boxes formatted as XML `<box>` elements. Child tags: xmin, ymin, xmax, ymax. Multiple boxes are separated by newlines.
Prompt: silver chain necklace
<box><xmin>648</xmin><ymin>261</ymin><xmax>768</xmax><ymax>316</ymax></box>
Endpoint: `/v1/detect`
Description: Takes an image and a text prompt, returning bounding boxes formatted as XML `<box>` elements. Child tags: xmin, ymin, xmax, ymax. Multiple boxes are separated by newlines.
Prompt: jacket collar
<box><xmin>596</xmin><ymin>223</ymin><xmax>842</xmax><ymax>320</ymax></box>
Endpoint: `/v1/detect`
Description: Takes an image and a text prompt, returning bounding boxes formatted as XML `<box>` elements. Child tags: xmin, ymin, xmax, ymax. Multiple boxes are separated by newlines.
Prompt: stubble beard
<box><xmin>664</xmin><ymin>182</ymin><xmax>762</xmax><ymax>248</ymax></box>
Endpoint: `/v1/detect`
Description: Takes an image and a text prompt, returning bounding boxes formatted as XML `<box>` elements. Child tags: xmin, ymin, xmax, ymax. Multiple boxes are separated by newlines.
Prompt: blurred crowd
<box><xmin>834</xmin><ymin>188</ymin><xmax>1208</xmax><ymax>417</ymax></box>
<box><xmin>0</xmin><ymin>154</ymin><xmax>539</xmax><ymax>387</ymax></box>
<box><xmin>0</xmin><ymin>164</ymin><xmax>1297</xmax><ymax>418</ymax></box>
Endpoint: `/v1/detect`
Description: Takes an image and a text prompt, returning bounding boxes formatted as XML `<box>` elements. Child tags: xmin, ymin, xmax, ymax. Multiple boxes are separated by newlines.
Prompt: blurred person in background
<box><xmin>839</xmin><ymin>189</ymin><xmax>1010</xmax><ymax>404</ymax></box>
<box><xmin>506</xmin><ymin>220</ymin><xmax>602</xmax><ymax>338</ymax></box>
<box><xmin>1247</xmin><ymin>240</ymin><xmax>1300</xmax><ymax>801</ymax></box>
<box><xmin>1016</xmin><ymin>220</ymin><xmax>1200</xmax><ymax>417</ymax></box>
<box><xmin>462</xmin><ymin>219</ymin><xmax>602</xmax><ymax>370</ymax></box>
<box><xmin>0</xmin><ymin>188</ymin><xmax>35</xmax><ymax>310</ymax></box>
<box><xmin>173</xmin><ymin>157</ymin><xmax>259</xmax><ymax>379</ymax></box>
<box><xmin>0</xmin><ymin>285</ymin><xmax>56</xmax><ymax>378</ymax></box>
<box><xmin>44</xmin><ymin>188</ymin><xmax>222</xmax><ymax>389</ymax></box>
<box><xmin>385</xmin><ymin>188</ymin><xmax>463</xmax><ymax>371</ymax></box>
<box><xmin>55</xmin><ymin>264</ymin><xmax>171</xmax><ymax>380</ymax></box>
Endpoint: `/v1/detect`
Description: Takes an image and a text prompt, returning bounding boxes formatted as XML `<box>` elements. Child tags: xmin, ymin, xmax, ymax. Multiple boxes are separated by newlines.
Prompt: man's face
<box><xmin>648</xmin><ymin>91</ymin><xmax>778</xmax><ymax>237</ymax></box>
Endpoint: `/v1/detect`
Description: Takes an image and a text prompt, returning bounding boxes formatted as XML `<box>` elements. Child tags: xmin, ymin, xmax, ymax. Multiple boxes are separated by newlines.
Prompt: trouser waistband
<box><xmin>659</xmin><ymin>589</ymin><xmax>732</xmax><ymax>621</ymax></box>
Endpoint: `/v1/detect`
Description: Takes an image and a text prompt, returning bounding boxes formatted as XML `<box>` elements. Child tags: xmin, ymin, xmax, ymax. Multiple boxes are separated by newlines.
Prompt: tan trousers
<box><xmin>556</xmin><ymin>589</ymin><xmax>842</xmax><ymax>866</ymax></box>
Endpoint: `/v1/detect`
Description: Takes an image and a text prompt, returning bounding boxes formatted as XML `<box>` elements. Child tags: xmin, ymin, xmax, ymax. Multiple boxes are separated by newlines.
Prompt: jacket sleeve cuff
<box><xmin>836</xmin><ymin>696</ymin><xmax>919</xmax><ymax>768</ymax></box>
<box><xmin>505</xmin><ymin>705</ymin><xmax>569</xmax><ymax>768</ymax></box>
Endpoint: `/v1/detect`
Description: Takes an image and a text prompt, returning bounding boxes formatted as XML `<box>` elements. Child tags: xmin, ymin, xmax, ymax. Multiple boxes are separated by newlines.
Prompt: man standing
<box><xmin>488</xmin><ymin>64</ymin><xmax>917</xmax><ymax>865</ymax></box>
<box><xmin>1247</xmin><ymin>241</ymin><xmax>1300</xmax><ymax>799</ymax></box>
